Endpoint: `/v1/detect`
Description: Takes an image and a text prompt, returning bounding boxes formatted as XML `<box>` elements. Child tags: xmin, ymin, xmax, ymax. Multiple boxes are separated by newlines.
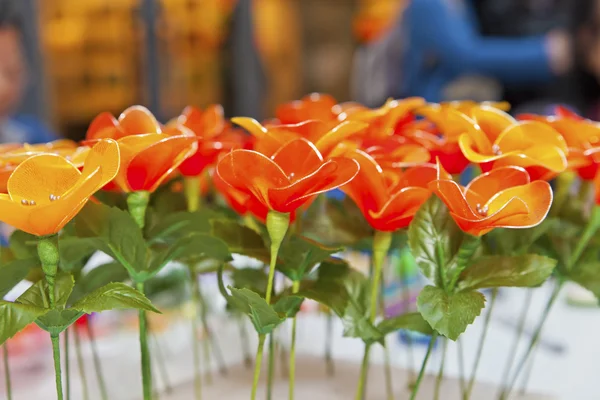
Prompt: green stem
<box><xmin>250</xmin><ymin>211</ymin><xmax>290</xmax><ymax>400</ymax></box>
<box><xmin>289</xmin><ymin>280</ymin><xmax>300</xmax><ymax>400</ymax></box>
<box><xmin>152</xmin><ymin>330</ymin><xmax>173</xmax><ymax>393</ymax></box>
<box><xmin>354</xmin><ymin>344</ymin><xmax>371</xmax><ymax>400</ymax></box>
<box><xmin>409</xmin><ymin>333</ymin><xmax>438</xmax><ymax>400</ymax></box>
<box><xmin>356</xmin><ymin>231</ymin><xmax>392</xmax><ymax>399</ymax></box>
<box><xmin>400</xmin><ymin>270</ymin><xmax>416</xmax><ymax>384</ymax></box>
<box><xmin>190</xmin><ymin>274</ymin><xmax>203</xmax><ymax>399</ymax></box>
<box><xmin>65</xmin><ymin>329</ymin><xmax>70</xmax><ymax>400</ymax></box>
<box><xmin>197</xmin><ymin>280</ymin><xmax>227</xmax><ymax>377</ymax></box>
<box><xmin>568</xmin><ymin>205</ymin><xmax>600</xmax><ymax>269</ymax></box>
<box><xmin>184</xmin><ymin>176</ymin><xmax>201</xmax><ymax>212</ymax></box>
<box><xmin>251</xmin><ymin>335</ymin><xmax>267</xmax><ymax>400</ymax></box>
<box><xmin>325</xmin><ymin>312</ymin><xmax>334</xmax><ymax>376</ymax></box>
<box><xmin>51</xmin><ymin>334</ymin><xmax>64</xmax><ymax>400</ymax></box>
<box><xmin>434</xmin><ymin>338</ymin><xmax>448</xmax><ymax>400</ymax></box>
<box><xmin>3</xmin><ymin>343</ymin><xmax>12</xmax><ymax>400</ymax></box>
<box><xmin>457</xmin><ymin>339</ymin><xmax>466</xmax><ymax>395</ymax></box>
<box><xmin>86</xmin><ymin>320</ymin><xmax>108</xmax><ymax>400</ymax></box>
<box><xmin>499</xmin><ymin>290</ymin><xmax>533</xmax><ymax>394</ymax></box>
<box><xmin>127</xmin><ymin>191</ymin><xmax>150</xmax><ymax>230</ymax></box>
<box><xmin>267</xmin><ymin>334</ymin><xmax>275</xmax><ymax>400</ymax></box>
<box><xmin>379</xmin><ymin>269</ymin><xmax>394</xmax><ymax>400</ymax></box>
<box><xmin>498</xmin><ymin>281</ymin><xmax>563</xmax><ymax>400</ymax></box>
<box><xmin>38</xmin><ymin>235</ymin><xmax>59</xmax><ymax>308</ymax></box>
<box><xmin>74</xmin><ymin>327</ymin><xmax>90</xmax><ymax>400</ymax></box>
<box><xmin>137</xmin><ymin>282</ymin><xmax>153</xmax><ymax>400</ymax></box>
<box><xmin>239</xmin><ymin>317</ymin><xmax>252</xmax><ymax>368</ymax></box>
<box><xmin>465</xmin><ymin>288</ymin><xmax>497</xmax><ymax>399</ymax></box>
<box><xmin>518</xmin><ymin>349</ymin><xmax>536</xmax><ymax>396</ymax></box>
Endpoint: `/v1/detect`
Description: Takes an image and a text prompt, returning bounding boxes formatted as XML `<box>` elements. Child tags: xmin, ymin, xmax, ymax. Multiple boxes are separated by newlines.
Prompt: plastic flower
<box><xmin>518</xmin><ymin>107</ymin><xmax>600</xmax><ymax>179</ymax></box>
<box><xmin>169</xmin><ymin>105</ymin><xmax>251</xmax><ymax>177</ymax></box>
<box><xmin>231</xmin><ymin>117</ymin><xmax>367</xmax><ymax>157</ymax></box>
<box><xmin>359</xmin><ymin>136</ymin><xmax>431</xmax><ymax>169</ymax></box>
<box><xmin>275</xmin><ymin>93</ymin><xmax>339</xmax><ymax>124</ymax></box>
<box><xmin>0</xmin><ymin>139</ymin><xmax>120</xmax><ymax>236</ymax></box>
<box><xmin>86</xmin><ymin>106</ymin><xmax>197</xmax><ymax>192</ymax></box>
<box><xmin>216</xmin><ymin>138</ymin><xmax>359</xmax><ymax>213</ymax></box>
<box><xmin>213</xmin><ymin>171</ymin><xmax>270</xmax><ymax>221</ymax></box>
<box><xmin>339</xmin><ymin>97</ymin><xmax>426</xmax><ymax>139</ymax></box>
<box><xmin>0</xmin><ymin>140</ymin><xmax>90</xmax><ymax>193</ymax></box>
<box><xmin>430</xmin><ymin>161</ymin><xmax>552</xmax><ymax>236</ymax></box>
<box><xmin>456</xmin><ymin>106</ymin><xmax>568</xmax><ymax>180</ymax></box>
<box><xmin>341</xmin><ymin>150</ymin><xmax>443</xmax><ymax>231</ymax></box>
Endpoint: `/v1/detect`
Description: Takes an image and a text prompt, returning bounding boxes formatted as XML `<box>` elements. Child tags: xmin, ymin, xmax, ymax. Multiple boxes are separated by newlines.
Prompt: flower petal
<box><xmin>314</xmin><ymin>121</ymin><xmax>368</xmax><ymax>156</ymax></box>
<box><xmin>458</xmin><ymin>133</ymin><xmax>504</xmax><ymax>163</ymax></box>
<box><xmin>368</xmin><ymin>187</ymin><xmax>431</xmax><ymax>231</ymax></box>
<box><xmin>271</xmin><ymin>138</ymin><xmax>323</xmax><ymax>180</ymax></box>
<box><xmin>268</xmin><ymin>157</ymin><xmax>359</xmax><ymax>213</ymax></box>
<box><xmin>495</xmin><ymin>121</ymin><xmax>567</xmax><ymax>153</ymax></box>
<box><xmin>216</xmin><ymin>149</ymin><xmax>290</xmax><ymax>209</ymax></box>
<box><xmin>118</xmin><ymin>106</ymin><xmax>162</xmax><ymax>135</ymax></box>
<box><xmin>341</xmin><ymin>150</ymin><xmax>389</xmax><ymax>213</ymax></box>
<box><xmin>484</xmin><ymin>181</ymin><xmax>552</xmax><ymax>226</ymax></box>
<box><xmin>87</xmin><ymin>112</ymin><xmax>119</xmax><ymax>140</ymax></box>
<box><xmin>429</xmin><ymin>179</ymin><xmax>478</xmax><ymax>219</ymax></box>
<box><xmin>464</xmin><ymin>166</ymin><xmax>530</xmax><ymax>207</ymax></box>
<box><xmin>470</xmin><ymin>106</ymin><xmax>515</xmax><ymax>142</ymax></box>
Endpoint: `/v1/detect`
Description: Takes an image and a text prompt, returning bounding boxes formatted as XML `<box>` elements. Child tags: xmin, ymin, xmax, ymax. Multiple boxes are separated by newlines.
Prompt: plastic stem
<box><xmin>3</xmin><ymin>343</ymin><xmax>12</xmax><ymax>400</ymax></box>
<box><xmin>409</xmin><ymin>333</ymin><xmax>438</xmax><ymax>400</ymax></box>
<box><xmin>288</xmin><ymin>280</ymin><xmax>300</xmax><ymax>400</ymax></box>
<box><xmin>74</xmin><ymin>327</ymin><xmax>90</xmax><ymax>400</ymax></box>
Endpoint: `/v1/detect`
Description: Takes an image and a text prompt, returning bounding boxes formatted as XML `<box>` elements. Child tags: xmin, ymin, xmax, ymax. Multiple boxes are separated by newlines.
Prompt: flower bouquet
<box><xmin>0</xmin><ymin>95</ymin><xmax>598</xmax><ymax>400</ymax></box>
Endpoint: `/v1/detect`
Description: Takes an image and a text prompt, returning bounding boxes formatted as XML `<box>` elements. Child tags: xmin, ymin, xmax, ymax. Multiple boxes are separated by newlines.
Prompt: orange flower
<box><xmin>86</xmin><ymin>106</ymin><xmax>197</xmax><ymax>192</ymax></box>
<box><xmin>231</xmin><ymin>117</ymin><xmax>367</xmax><ymax>157</ymax></box>
<box><xmin>275</xmin><ymin>93</ymin><xmax>339</xmax><ymax>124</ymax></box>
<box><xmin>341</xmin><ymin>150</ymin><xmax>442</xmax><ymax>231</ymax></box>
<box><xmin>338</xmin><ymin>97</ymin><xmax>426</xmax><ymax>139</ymax></box>
<box><xmin>429</xmin><ymin>161</ymin><xmax>552</xmax><ymax>236</ymax></box>
<box><xmin>452</xmin><ymin>106</ymin><xmax>568</xmax><ymax>180</ymax></box>
<box><xmin>0</xmin><ymin>139</ymin><xmax>120</xmax><ymax>236</ymax></box>
<box><xmin>216</xmin><ymin>138</ymin><xmax>359</xmax><ymax>213</ymax></box>
<box><xmin>213</xmin><ymin>170</ymin><xmax>270</xmax><ymax>221</ymax></box>
<box><xmin>0</xmin><ymin>140</ymin><xmax>90</xmax><ymax>193</ymax></box>
<box><xmin>168</xmin><ymin>105</ymin><xmax>251</xmax><ymax>177</ymax></box>
<box><xmin>360</xmin><ymin>136</ymin><xmax>431</xmax><ymax>169</ymax></box>
<box><xmin>518</xmin><ymin>108</ymin><xmax>600</xmax><ymax>179</ymax></box>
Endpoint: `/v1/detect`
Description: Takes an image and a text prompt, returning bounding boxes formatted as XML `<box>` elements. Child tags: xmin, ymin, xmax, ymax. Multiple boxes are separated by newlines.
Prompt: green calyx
<box><xmin>127</xmin><ymin>191</ymin><xmax>151</xmax><ymax>230</ymax></box>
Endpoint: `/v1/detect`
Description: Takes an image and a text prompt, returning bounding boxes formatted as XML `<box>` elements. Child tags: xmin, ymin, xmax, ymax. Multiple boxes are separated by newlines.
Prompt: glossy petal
<box><xmin>271</xmin><ymin>138</ymin><xmax>322</xmax><ymax>180</ymax></box>
<box><xmin>276</xmin><ymin>93</ymin><xmax>338</xmax><ymax>124</ymax></box>
<box><xmin>269</xmin><ymin>157</ymin><xmax>359</xmax><ymax>213</ymax></box>
<box><xmin>464</xmin><ymin>166</ymin><xmax>529</xmax><ymax>208</ymax></box>
<box><xmin>470</xmin><ymin>106</ymin><xmax>515</xmax><ymax>142</ymax></box>
<box><xmin>495</xmin><ymin>121</ymin><xmax>567</xmax><ymax>153</ymax></box>
<box><xmin>87</xmin><ymin>112</ymin><xmax>119</xmax><ymax>140</ymax></box>
<box><xmin>341</xmin><ymin>150</ymin><xmax>389</xmax><ymax>213</ymax></box>
<box><xmin>177</xmin><ymin>105</ymin><xmax>225</xmax><ymax>139</ymax></box>
<box><xmin>216</xmin><ymin>150</ymin><xmax>289</xmax><ymax>209</ymax></box>
<box><xmin>314</xmin><ymin>121</ymin><xmax>368</xmax><ymax>156</ymax></box>
<box><xmin>118</xmin><ymin>105</ymin><xmax>162</xmax><ymax>136</ymax></box>
<box><xmin>368</xmin><ymin>187</ymin><xmax>431</xmax><ymax>231</ymax></box>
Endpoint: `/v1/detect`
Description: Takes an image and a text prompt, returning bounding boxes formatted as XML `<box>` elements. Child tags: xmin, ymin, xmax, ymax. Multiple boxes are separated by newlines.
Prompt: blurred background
<box><xmin>3</xmin><ymin>0</ymin><xmax>600</xmax><ymax>143</ymax></box>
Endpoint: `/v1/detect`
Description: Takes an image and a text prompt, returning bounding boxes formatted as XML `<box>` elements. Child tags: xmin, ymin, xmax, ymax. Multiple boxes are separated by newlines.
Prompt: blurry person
<box><xmin>398</xmin><ymin>0</ymin><xmax>572</xmax><ymax>102</ymax></box>
<box><xmin>0</xmin><ymin>0</ymin><xmax>55</xmax><ymax>144</ymax></box>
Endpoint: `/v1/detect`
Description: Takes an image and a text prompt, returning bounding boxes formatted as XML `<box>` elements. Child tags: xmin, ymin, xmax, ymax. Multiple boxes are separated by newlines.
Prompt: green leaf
<box><xmin>0</xmin><ymin>257</ymin><xmax>38</xmax><ymax>298</ymax></box>
<box><xmin>232</xmin><ymin>268</ymin><xmax>268</xmax><ymax>295</ymax></box>
<box><xmin>493</xmin><ymin>219</ymin><xmax>559</xmax><ymax>256</ymax></box>
<box><xmin>17</xmin><ymin>273</ymin><xmax>74</xmax><ymax>309</ymax></box>
<box><xmin>227</xmin><ymin>287</ymin><xmax>285</xmax><ymax>334</ymax></box>
<box><xmin>277</xmin><ymin>236</ymin><xmax>342</xmax><ymax>281</ymax></box>
<box><xmin>376</xmin><ymin>312</ymin><xmax>434</xmax><ymax>338</ymax></box>
<box><xmin>148</xmin><ymin>234</ymin><xmax>231</xmax><ymax>280</ymax></box>
<box><xmin>566</xmin><ymin>262</ymin><xmax>600</xmax><ymax>301</ymax></box>
<box><xmin>69</xmin><ymin>262</ymin><xmax>130</xmax><ymax>303</ymax></box>
<box><xmin>445</xmin><ymin>234</ymin><xmax>482</xmax><ymax>289</ymax></box>
<box><xmin>273</xmin><ymin>296</ymin><xmax>304</xmax><ymax>318</ymax></box>
<box><xmin>408</xmin><ymin>196</ymin><xmax>466</xmax><ymax>288</ymax></box>
<box><xmin>295</xmin><ymin>279</ymin><xmax>349</xmax><ymax>317</ymax></box>
<box><xmin>146</xmin><ymin>210</ymin><xmax>220</xmax><ymax>243</ymax></box>
<box><xmin>71</xmin><ymin>282</ymin><xmax>160</xmax><ymax>314</ymax></box>
<box><xmin>0</xmin><ymin>301</ymin><xmax>48</xmax><ymax>345</ymax></box>
<box><xmin>458</xmin><ymin>255</ymin><xmax>557</xmax><ymax>291</ymax></box>
<box><xmin>59</xmin><ymin>236</ymin><xmax>98</xmax><ymax>272</ymax></box>
<box><xmin>417</xmin><ymin>286</ymin><xmax>485</xmax><ymax>340</ymax></box>
<box><xmin>317</xmin><ymin>258</ymin><xmax>351</xmax><ymax>282</ymax></box>
<box><xmin>210</xmin><ymin>220</ymin><xmax>269</xmax><ymax>262</ymax></box>
<box><xmin>35</xmin><ymin>309</ymin><xmax>84</xmax><ymax>335</ymax></box>
<box><xmin>75</xmin><ymin>202</ymin><xmax>148</xmax><ymax>278</ymax></box>
<box><xmin>9</xmin><ymin>230</ymin><xmax>38</xmax><ymax>259</ymax></box>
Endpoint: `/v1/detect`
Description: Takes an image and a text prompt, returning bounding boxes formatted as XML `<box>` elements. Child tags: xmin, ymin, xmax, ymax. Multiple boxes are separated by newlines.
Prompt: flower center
<box><xmin>492</xmin><ymin>144</ymin><xmax>502</xmax><ymax>156</ymax></box>
<box><xmin>475</xmin><ymin>203</ymin><xmax>488</xmax><ymax>216</ymax></box>
<box><xmin>49</xmin><ymin>194</ymin><xmax>61</xmax><ymax>202</ymax></box>
<box><xmin>20</xmin><ymin>199</ymin><xmax>36</xmax><ymax>206</ymax></box>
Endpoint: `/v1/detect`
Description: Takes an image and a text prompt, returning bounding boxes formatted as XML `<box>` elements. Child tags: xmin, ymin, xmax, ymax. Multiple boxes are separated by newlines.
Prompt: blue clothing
<box><xmin>400</xmin><ymin>0</ymin><xmax>553</xmax><ymax>101</ymax></box>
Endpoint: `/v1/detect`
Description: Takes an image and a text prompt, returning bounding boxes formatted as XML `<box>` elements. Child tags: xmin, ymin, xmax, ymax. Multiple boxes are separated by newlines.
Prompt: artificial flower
<box><xmin>216</xmin><ymin>138</ymin><xmax>359</xmax><ymax>213</ymax></box>
<box><xmin>0</xmin><ymin>139</ymin><xmax>120</xmax><ymax>236</ymax></box>
<box><xmin>169</xmin><ymin>105</ymin><xmax>252</xmax><ymax>177</ymax></box>
<box><xmin>430</xmin><ymin>161</ymin><xmax>552</xmax><ymax>236</ymax></box>
<box><xmin>275</xmin><ymin>93</ymin><xmax>339</xmax><ymax>124</ymax></box>
<box><xmin>86</xmin><ymin>106</ymin><xmax>197</xmax><ymax>192</ymax></box>
<box><xmin>341</xmin><ymin>150</ymin><xmax>442</xmax><ymax>231</ymax></box>
<box><xmin>359</xmin><ymin>136</ymin><xmax>431</xmax><ymax>169</ymax></box>
<box><xmin>231</xmin><ymin>118</ymin><xmax>366</xmax><ymax>157</ymax></box>
<box><xmin>213</xmin><ymin>170</ymin><xmax>270</xmax><ymax>221</ymax></box>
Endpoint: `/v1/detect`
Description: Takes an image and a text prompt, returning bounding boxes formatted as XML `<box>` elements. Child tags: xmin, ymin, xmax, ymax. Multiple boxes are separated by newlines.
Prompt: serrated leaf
<box><xmin>17</xmin><ymin>273</ymin><xmax>74</xmax><ymax>309</ymax></box>
<box><xmin>75</xmin><ymin>202</ymin><xmax>148</xmax><ymax>278</ymax></box>
<box><xmin>36</xmin><ymin>309</ymin><xmax>84</xmax><ymax>335</ymax></box>
<box><xmin>227</xmin><ymin>287</ymin><xmax>285</xmax><ymax>334</ymax></box>
<box><xmin>9</xmin><ymin>230</ymin><xmax>38</xmax><ymax>259</ymax></box>
<box><xmin>417</xmin><ymin>285</ymin><xmax>485</xmax><ymax>340</ymax></box>
<box><xmin>408</xmin><ymin>196</ymin><xmax>465</xmax><ymax>288</ymax></box>
<box><xmin>376</xmin><ymin>312</ymin><xmax>434</xmax><ymax>338</ymax></box>
<box><xmin>445</xmin><ymin>234</ymin><xmax>481</xmax><ymax>289</ymax></box>
<box><xmin>69</xmin><ymin>262</ymin><xmax>130</xmax><ymax>303</ymax></box>
<box><xmin>59</xmin><ymin>236</ymin><xmax>98</xmax><ymax>272</ymax></box>
<box><xmin>149</xmin><ymin>234</ymin><xmax>231</xmax><ymax>279</ymax></box>
<box><xmin>210</xmin><ymin>220</ymin><xmax>269</xmax><ymax>262</ymax></box>
<box><xmin>0</xmin><ymin>257</ymin><xmax>38</xmax><ymax>298</ymax></box>
<box><xmin>273</xmin><ymin>295</ymin><xmax>304</xmax><ymax>318</ymax></box>
<box><xmin>317</xmin><ymin>258</ymin><xmax>351</xmax><ymax>282</ymax></box>
<box><xmin>0</xmin><ymin>301</ymin><xmax>48</xmax><ymax>345</ymax></box>
<box><xmin>493</xmin><ymin>219</ymin><xmax>559</xmax><ymax>256</ymax></box>
<box><xmin>232</xmin><ymin>268</ymin><xmax>268</xmax><ymax>295</ymax></box>
<box><xmin>295</xmin><ymin>279</ymin><xmax>349</xmax><ymax>316</ymax></box>
<box><xmin>71</xmin><ymin>282</ymin><xmax>160</xmax><ymax>314</ymax></box>
<box><xmin>146</xmin><ymin>210</ymin><xmax>219</xmax><ymax>243</ymax></box>
<box><xmin>277</xmin><ymin>236</ymin><xmax>342</xmax><ymax>281</ymax></box>
<box><xmin>458</xmin><ymin>255</ymin><xmax>557</xmax><ymax>291</ymax></box>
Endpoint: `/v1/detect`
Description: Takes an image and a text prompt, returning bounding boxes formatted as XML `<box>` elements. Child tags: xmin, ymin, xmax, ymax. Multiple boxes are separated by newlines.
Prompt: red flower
<box><xmin>275</xmin><ymin>93</ymin><xmax>339</xmax><ymax>124</ymax></box>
